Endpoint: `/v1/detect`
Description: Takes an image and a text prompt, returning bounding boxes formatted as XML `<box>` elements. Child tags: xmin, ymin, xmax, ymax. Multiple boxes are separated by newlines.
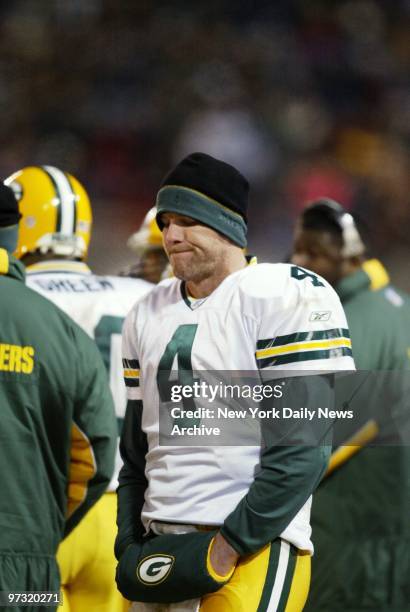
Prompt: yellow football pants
<box><xmin>57</xmin><ymin>492</ymin><xmax>129</xmax><ymax>612</ymax></box>
<box><xmin>201</xmin><ymin>539</ymin><xmax>310</xmax><ymax>612</ymax></box>
<box><xmin>131</xmin><ymin>538</ymin><xmax>310</xmax><ymax>611</ymax></box>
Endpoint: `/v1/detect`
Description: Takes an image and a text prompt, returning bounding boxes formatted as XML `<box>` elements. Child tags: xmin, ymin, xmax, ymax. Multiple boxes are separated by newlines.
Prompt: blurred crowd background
<box><xmin>0</xmin><ymin>0</ymin><xmax>408</xmax><ymax>286</ymax></box>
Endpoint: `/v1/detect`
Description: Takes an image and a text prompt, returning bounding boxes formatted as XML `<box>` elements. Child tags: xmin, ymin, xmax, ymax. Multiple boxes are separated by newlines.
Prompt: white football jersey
<box><xmin>123</xmin><ymin>262</ymin><xmax>354</xmax><ymax>552</ymax></box>
<box><xmin>26</xmin><ymin>259</ymin><xmax>153</xmax><ymax>491</ymax></box>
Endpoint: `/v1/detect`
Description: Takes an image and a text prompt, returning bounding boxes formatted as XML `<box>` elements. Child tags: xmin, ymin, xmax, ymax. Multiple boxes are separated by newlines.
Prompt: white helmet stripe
<box><xmin>43</xmin><ymin>165</ymin><xmax>76</xmax><ymax>235</ymax></box>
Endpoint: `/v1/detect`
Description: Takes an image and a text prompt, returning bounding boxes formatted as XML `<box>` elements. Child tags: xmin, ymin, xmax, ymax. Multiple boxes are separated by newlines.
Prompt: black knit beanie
<box><xmin>156</xmin><ymin>153</ymin><xmax>249</xmax><ymax>247</ymax></box>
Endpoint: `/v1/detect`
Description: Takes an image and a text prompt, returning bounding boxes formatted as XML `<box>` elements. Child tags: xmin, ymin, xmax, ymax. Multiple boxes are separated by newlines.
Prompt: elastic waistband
<box><xmin>150</xmin><ymin>520</ymin><xmax>219</xmax><ymax>536</ymax></box>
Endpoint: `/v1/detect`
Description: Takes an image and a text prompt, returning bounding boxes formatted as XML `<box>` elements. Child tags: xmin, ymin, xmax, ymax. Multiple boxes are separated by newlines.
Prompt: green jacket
<box><xmin>0</xmin><ymin>250</ymin><xmax>116</xmax><ymax>557</ymax></box>
<box><xmin>338</xmin><ymin>268</ymin><xmax>410</xmax><ymax>369</ymax></box>
<box><xmin>306</xmin><ymin>265</ymin><xmax>410</xmax><ymax>611</ymax></box>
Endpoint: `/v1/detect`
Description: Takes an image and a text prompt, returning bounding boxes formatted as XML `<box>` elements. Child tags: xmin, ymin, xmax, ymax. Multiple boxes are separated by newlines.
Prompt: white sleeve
<box><xmin>122</xmin><ymin>307</ymin><xmax>142</xmax><ymax>401</ymax></box>
<box><xmin>251</xmin><ymin>264</ymin><xmax>355</xmax><ymax>380</ymax></box>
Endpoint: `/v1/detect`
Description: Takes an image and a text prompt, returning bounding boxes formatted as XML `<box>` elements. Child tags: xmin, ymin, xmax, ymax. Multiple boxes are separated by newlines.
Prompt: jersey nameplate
<box><xmin>32</xmin><ymin>278</ymin><xmax>115</xmax><ymax>293</ymax></box>
<box><xmin>0</xmin><ymin>343</ymin><xmax>34</xmax><ymax>374</ymax></box>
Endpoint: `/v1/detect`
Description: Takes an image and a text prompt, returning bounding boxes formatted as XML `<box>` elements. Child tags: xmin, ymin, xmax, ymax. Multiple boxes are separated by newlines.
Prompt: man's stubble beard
<box><xmin>171</xmin><ymin>248</ymin><xmax>223</xmax><ymax>283</ymax></box>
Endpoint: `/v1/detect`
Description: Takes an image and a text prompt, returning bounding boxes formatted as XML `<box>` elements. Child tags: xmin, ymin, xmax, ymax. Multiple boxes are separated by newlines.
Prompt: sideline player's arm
<box><xmin>219</xmin><ymin>266</ymin><xmax>354</xmax><ymax>557</ymax></box>
<box><xmin>115</xmin><ymin>308</ymin><xmax>148</xmax><ymax>558</ymax></box>
<box><xmin>65</xmin><ymin>324</ymin><xmax>117</xmax><ymax>536</ymax></box>
<box><xmin>324</xmin><ymin>261</ymin><xmax>410</xmax><ymax>475</ymax></box>
<box><xmin>326</xmin><ymin>334</ymin><xmax>410</xmax><ymax>476</ymax></box>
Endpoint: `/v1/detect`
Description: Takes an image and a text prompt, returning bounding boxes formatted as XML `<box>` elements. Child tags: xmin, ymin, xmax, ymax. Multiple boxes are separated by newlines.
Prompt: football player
<box><xmin>6</xmin><ymin>165</ymin><xmax>153</xmax><ymax>612</ymax></box>
<box><xmin>120</xmin><ymin>207</ymin><xmax>169</xmax><ymax>283</ymax></box>
<box><xmin>291</xmin><ymin>199</ymin><xmax>410</xmax><ymax>611</ymax></box>
<box><xmin>116</xmin><ymin>153</ymin><xmax>355</xmax><ymax>611</ymax></box>
<box><xmin>0</xmin><ymin>184</ymin><xmax>116</xmax><ymax>606</ymax></box>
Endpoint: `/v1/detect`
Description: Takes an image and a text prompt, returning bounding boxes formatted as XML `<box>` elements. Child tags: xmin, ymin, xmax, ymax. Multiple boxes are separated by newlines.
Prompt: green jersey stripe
<box><xmin>125</xmin><ymin>378</ymin><xmax>140</xmax><ymax>388</ymax></box>
<box><xmin>257</xmin><ymin>541</ymin><xmax>282</xmax><ymax>612</ymax></box>
<box><xmin>257</xmin><ymin>327</ymin><xmax>350</xmax><ymax>350</ymax></box>
<box><xmin>122</xmin><ymin>358</ymin><xmax>140</xmax><ymax>369</ymax></box>
<box><xmin>277</xmin><ymin>544</ymin><xmax>298</xmax><ymax>610</ymax></box>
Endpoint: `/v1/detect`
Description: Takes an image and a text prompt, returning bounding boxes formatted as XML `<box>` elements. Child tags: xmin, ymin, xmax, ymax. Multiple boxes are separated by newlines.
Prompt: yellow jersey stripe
<box><xmin>123</xmin><ymin>369</ymin><xmax>140</xmax><ymax>378</ymax></box>
<box><xmin>256</xmin><ymin>337</ymin><xmax>352</xmax><ymax>359</ymax></box>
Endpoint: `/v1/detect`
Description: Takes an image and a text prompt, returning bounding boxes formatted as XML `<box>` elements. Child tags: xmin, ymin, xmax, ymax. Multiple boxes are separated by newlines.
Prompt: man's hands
<box><xmin>209</xmin><ymin>531</ymin><xmax>240</xmax><ymax>577</ymax></box>
<box><xmin>117</xmin><ymin>530</ymin><xmax>236</xmax><ymax>602</ymax></box>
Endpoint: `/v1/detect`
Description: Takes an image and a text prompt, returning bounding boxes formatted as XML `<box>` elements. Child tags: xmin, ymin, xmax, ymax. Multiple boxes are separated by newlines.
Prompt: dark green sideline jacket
<box><xmin>306</xmin><ymin>262</ymin><xmax>410</xmax><ymax>612</ymax></box>
<box><xmin>0</xmin><ymin>250</ymin><xmax>116</xmax><ymax>559</ymax></box>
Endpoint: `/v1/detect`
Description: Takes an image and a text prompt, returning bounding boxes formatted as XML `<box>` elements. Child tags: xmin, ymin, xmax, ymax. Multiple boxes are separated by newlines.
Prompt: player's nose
<box><xmin>163</xmin><ymin>221</ymin><xmax>185</xmax><ymax>244</ymax></box>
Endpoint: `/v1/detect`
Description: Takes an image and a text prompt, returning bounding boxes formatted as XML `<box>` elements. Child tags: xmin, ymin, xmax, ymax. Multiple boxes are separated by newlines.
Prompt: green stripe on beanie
<box><xmin>156</xmin><ymin>185</ymin><xmax>247</xmax><ymax>248</ymax></box>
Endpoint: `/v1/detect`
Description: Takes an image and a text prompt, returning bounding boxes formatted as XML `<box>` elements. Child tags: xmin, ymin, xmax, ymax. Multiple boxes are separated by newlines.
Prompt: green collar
<box><xmin>336</xmin><ymin>268</ymin><xmax>370</xmax><ymax>303</ymax></box>
<box><xmin>0</xmin><ymin>248</ymin><xmax>26</xmax><ymax>283</ymax></box>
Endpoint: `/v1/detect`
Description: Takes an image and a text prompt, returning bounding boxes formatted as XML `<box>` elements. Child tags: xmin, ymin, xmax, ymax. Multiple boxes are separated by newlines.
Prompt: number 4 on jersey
<box><xmin>291</xmin><ymin>265</ymin><xmax>325</xmax><ymax>287</ymax></box>
<box><xmin>157</xmin><ymin>324</ymin><xmax>200</xmax><ymax>426</ymax></box>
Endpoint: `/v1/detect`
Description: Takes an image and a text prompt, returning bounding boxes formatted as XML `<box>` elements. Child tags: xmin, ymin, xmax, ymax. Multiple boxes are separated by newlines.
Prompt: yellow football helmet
<box><xmin>119</xmin><ymin>207</ymin><xmax>168</xmax><ymax>283</ymax></box>
<box><xmin>4</xmin><ymin>165</ymin><xmax>92</xmax><ymax>260</ymax></box>
<box><xmin>126</xmin><ymin>207</ymin><xmax>162</xmax><ymax>254</ymax></box>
